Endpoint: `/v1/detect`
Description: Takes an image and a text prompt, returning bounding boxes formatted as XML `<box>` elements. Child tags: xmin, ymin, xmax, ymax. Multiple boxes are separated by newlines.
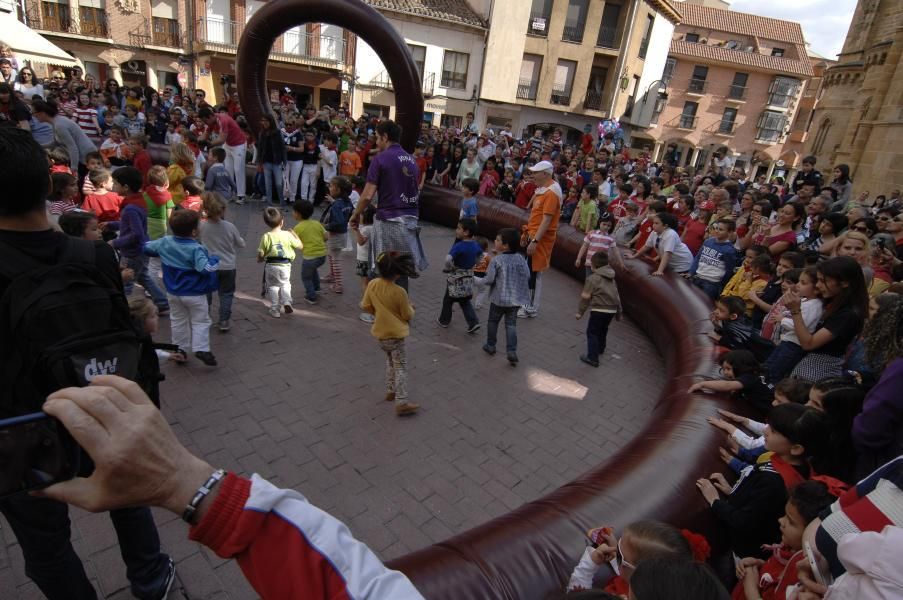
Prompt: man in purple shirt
<box><xmin>350</xmin><ymin>120</ymin><xmax>428</xmax><ymax>288</ymax></box>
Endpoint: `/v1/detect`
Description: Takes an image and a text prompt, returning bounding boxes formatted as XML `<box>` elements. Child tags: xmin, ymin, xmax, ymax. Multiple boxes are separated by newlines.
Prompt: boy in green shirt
<box><xmin>292</xmin><ymin>200</ymin><xmax>329</xmax><ymax>304</ymax></box>
<box><xmin>257</xmin><ymin>207</ymin><xmax>302</xmax><ymax>318</ymax></box>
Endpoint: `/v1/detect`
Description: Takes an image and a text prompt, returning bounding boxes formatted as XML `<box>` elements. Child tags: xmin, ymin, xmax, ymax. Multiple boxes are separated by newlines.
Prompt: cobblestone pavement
<box><xmin>1</xmin><ymin>201</ymin><xmax>665</xmax><ymax>599</ymax></box>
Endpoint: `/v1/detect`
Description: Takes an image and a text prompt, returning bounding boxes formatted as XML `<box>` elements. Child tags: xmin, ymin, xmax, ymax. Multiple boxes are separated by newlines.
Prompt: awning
<box><xmin>0</xmin><ymin>11</ymin><xmax>78</xmax><ymax>66</ymax></box>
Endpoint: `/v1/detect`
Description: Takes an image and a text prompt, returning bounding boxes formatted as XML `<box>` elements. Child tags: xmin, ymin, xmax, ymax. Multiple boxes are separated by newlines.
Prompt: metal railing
<box><xmin>152</xmin><ymin>20</ymin><xmax>182</xmax><ymax>48</ymax></box>
<box><xmin>596</xmin><ymin>26</ymin><xmax>619</xmax><ymax>48</ymax></box>
<box><xmin>717</xmin><ymin>119</ymin><xmax>736</xmax><ymax>134</ymax></box>
<box><xmin>583</xmin><ymin>89</ymin><xmax>605</xmax><ymax>111</ymax></box>
<box><xmin>687</xmin><ymin>78</ymin><xmax>708</xmax><ymax>94</ymax></box>
<box><xmin>516</xmin><ymin>78</ymin><xmax>538</xmax><ymax>100</ymax></box>
<box><xmin>368</xmin><ymin>71</ymin><xmax>393</xmax><ymax>90</ymax></box>
<box><xmin>562</xmin><ymin>24</ymin><xmax>584</xmax><ymax>43</ymax></box>
<box><xmin>550</xmin><ymin>86</ymin><xmax>571</xmax><ymax>106</ymax></box>
<box><xmin>727</xmin><ymin>85</ymin><xmax>747</xmax><ymax>100</ymax></box>
<box><xmin>422</xmin><ymin>72</ymin><xmax>435</xmax><ymax>97</ymax></box>
<box><xmin>755</xmin><ymin>128</ymin><xmax>782</xmax><ymax>143</ymax></box>
<box><xmin>195</xmin><ymin>18</ymin><xmax>346</xmax><ymax>67</ymax></box>
<box><xmin>668</xmin><ymin>114</ymin><xmax>698</xmax><ymax>129</ymax></box>
<box><xmin>25</xmin><ymin>0</ymin><xmax>108</xmax><ymax>37</ymax></box>
<box><xmin>527</xmin><ymin>11</ymin><xmax>551</xmax><ymax>36</ymax></box>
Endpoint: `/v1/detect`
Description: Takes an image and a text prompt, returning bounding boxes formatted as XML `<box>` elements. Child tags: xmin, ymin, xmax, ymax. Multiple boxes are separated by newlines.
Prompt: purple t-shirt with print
<box><xmin>366</xmin><ymin>143</ymin><xmax>420</xmax><ymax>220</ymax></box>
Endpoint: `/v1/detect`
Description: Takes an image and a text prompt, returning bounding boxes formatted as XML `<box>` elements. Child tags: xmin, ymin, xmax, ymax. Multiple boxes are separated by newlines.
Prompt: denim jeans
<box><xmin>207</xmin><ymin>268</ymin><xmax>236</xmax><ymax>321</ymax></box>
<box><xmin>301</xmin><ymin>255</ymin><xmax>326</xmax><ymax>300</ymax></box>
<box><xmin>263</xmin><ymin>162</ymin><xmax>284</xmax><ymax>205</ymax></box>
<box><xmin>691</xmin><ymin>276</ymin><xmax>722</xmax><ymax>301</ymax></box>
<box><xmin>486</xmin><ymin>304</ymin><xmax>518</xmax><ymax>352</ymax></box>
<box><xmin>124</xmin><ymin>254</ymin><xmax>168</xmax><ymax>311</ymax></box>
<box><xmin>439</xmin><ymin>289</ymin><xmax>478</xmax><ymax>328</ymax></box>
<box><xmin>764</xmin><ymin>340</ymin><xmax>807</xmax><ymax>384</ymax></box>
<box><xmin>586</xmin><ymin>311</ymin><xmax>615</xmax><ymax>362</ymax></box>
<box><xmin>0</xmin><ymin>493</ymin><xmax>170</xmax><ymax>600</ymax></box>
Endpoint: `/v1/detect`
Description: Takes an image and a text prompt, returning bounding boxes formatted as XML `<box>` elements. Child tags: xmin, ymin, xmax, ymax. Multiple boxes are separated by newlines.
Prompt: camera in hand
<box><xmin>0</xmin><ymin>412</ymin><xmax>80</xmax><ymax>499</ymax></box>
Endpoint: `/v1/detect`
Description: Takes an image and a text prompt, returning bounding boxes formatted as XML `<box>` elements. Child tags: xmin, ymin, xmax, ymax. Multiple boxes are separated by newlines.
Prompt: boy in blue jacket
<box><xmin>689</xmin><ymin>219</ymin><xmax>739</xmax><ymax>300</ymax></box>
<box><xmin>144</xmin><ymin>208</ymin><xmax>219</xmax><ymax>366</ymax></box>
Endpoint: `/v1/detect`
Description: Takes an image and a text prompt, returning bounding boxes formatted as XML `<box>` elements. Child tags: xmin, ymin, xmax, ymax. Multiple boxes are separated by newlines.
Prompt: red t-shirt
<box><xmin>216</xmin><ymin>113</ymin><xmax>246</xmax><ymax>146</ymax></box>
<box><xmin>634</xmin><ymin>218</ymin><xmax>655</xmax><ymax>250</ymax></box>
<box><xmin>580</xmin><ymin>133</ymin><xmax>594</xmax><ymax>155</ymax></box>
<box><xmin>132</xmin><ymin>150</ymin><xmax>153</xmax><ymax>182</ymax></box>
<box><xmin>682</xmin><ymin>219</ymin><xmax>707</xmax><ymax>255</ymax></box>
<box><xmin>82</xmin><ymin>192</ymin><xmax>123</xmax><ymax>222</ymax></box>
<box><xmin>181</xmin><ymin>195</ymin><xmax>202</xmax><ymax>212</ymax></box>
<box><xmin>514</xmin><ymin>181</ymin><xmax>536</xmax><ymax>209</ymax></box>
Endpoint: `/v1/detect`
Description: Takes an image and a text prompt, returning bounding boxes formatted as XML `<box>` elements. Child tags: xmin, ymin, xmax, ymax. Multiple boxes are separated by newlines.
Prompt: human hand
<box><xmin>696</xmin><ymin>477</ymin><xmax>720</xmax><ymax>504</ymax></box>
<box><xmin>590</xmin><ymin>529</ymin><xmax>618</xmax><ymax>565</ymax></box>
<box><xmin>651</xmin><ymin>271</ymin><xmax>664</xmax><ymax>277</ymax></box>
<box><xmin>736</xmin><ymin>556</ymin><xmax>764</xmax><ymax>579</ymax></box>
<box><xmin>688</xmin><ymin>382</ymin><xmax>703</xmax><ymax>393</ymax></box>
<box><xmin>769</xmin><ymin>312</ymin><xmax>783</xmax><ymax>324</ymax></box>
<box><xmin>707</xmin><ymin>417</ymin><xmax>735</xmax><ymax>435</ymax></box>
<box><xmin>574</xmin><ymin>259</ymin><xmax>581</xmax><ymax>268</ymax></box>
<box><xmin>120</xmin><ymin>268</ymin><xmax>135</xmax><ymax>284</ymax></box>
<box><xmin>710</xmin><ymin>472</ymin><xmax>731</xmax><ymax>494</ymax></box>
<box><xmin>747</xmin><ymin>289</ymin><xmax>760</xmax><ymax>300</ymax></box>
<box><xmin>795</xmin><ymin>558</ymin><xmax>828</xmax><ymax>599</ymax></box>
<box><xmin>719</xmin><ymin>446</ymin><xmax>735</xmax><ymax>465</ymax></box>
<box><xmin>782</xmin><ymin>290</ymin><xmax>802</xmax><ymax>311</ymax></box>
<box><xmin>38</xmin><ymin>376</ymin><xmax>215</xmax><ymax>515</ymax></box>
<box><xmin>717</xmin><ymin>408</ymin><xmax>745</xmax><ymax>423</ymax></box>
<box><xmin>526</xmin><ymin>242</ymin><xmax>537</xmax><ymax>256</ymax></box>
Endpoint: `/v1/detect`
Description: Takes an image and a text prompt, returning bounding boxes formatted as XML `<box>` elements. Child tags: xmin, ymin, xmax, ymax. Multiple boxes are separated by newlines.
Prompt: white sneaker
<box><xmin>235</xmin><ymin>197</ymin><xmax>246</xmax><ymax>205</ymax></box>
<box><xmin>268</xmin><ymin>307</ymin><xmax>281</xmax><ymax>318</ymax></box>
<box><xmin>359</xmin><ymin>312</ymin><xmax>375</xmax><ymax>323</ymax></box>
<box><xmin>517</xmin><ymin>308</ymin><xmax>528</xmax><ymax>318</ymax></box>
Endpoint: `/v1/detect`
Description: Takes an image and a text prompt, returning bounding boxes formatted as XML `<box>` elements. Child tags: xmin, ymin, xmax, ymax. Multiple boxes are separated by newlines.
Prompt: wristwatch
<box><xmin>529</xmin><ymin>238</ymin><xmax>539</xmax><ymax>244</ymax></box>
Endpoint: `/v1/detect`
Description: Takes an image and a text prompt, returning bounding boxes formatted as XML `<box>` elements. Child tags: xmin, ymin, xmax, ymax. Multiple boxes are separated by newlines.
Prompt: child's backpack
<box><xmin>0</xmin><ymin>236</ymin><xmax>161</xmax><ymax>417</ymax></box>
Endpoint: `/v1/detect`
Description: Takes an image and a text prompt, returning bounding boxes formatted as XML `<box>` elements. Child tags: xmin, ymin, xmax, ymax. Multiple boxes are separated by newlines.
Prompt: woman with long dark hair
<box><xmin>105</xmin><ymin>78</ymin><xmax>122</xmax><ymax>108</ymax></box>
<box><xmin>829</xmin><ymin>163</ymin><xmax>852</xmax><ymax>210</ymax></box>
<box><xmin>256</xmin><ymin>113</ymin><xmax>287</xmax><ymax>208</ymax></box>
<box><xmin>782</xmin><ymin>256</ymin><xmax>869</xmax><ymax>381</ymax></box>
<box><xmin>14</xmin><ymin>67</ymin><xmax>43</xmax><ymax>101</ymax></box>
<box><xmin>765</xmin><ymin>201</ymin><xmax>804</xmax><ymax>257</ymax></box>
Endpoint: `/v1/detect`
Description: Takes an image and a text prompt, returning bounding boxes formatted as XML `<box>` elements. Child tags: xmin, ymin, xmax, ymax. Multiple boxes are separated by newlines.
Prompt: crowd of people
<box><xmin>0</xmin><ymin>58</ymin><xmax>901</xmax><ymax>599</ymax></box>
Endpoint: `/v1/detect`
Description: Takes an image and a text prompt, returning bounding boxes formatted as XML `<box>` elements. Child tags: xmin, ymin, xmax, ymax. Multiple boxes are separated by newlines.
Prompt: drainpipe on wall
<box><xmin>186</xmin><ymin>0</ymin><xmax>196</xmax><ymax>90</ymax></box>
<box><xmin>608</xmin><ymin>0</ymin><xmax>640</xmax><ymax>118</ymax></box>
<box><xmin>474</xmin><ymin>0</ymin><xmax>493</xmax><ymax>129</ymax></box>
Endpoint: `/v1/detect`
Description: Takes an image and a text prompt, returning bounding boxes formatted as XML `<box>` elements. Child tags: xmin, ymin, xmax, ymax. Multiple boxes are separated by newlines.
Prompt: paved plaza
<box><xmin>0</xmin><ymin>202</ymin><xmax>665</xmax><ymax>599</ymax></box>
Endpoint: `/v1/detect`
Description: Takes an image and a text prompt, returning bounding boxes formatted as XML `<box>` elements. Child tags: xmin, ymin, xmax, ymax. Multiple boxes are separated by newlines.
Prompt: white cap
<box><xmin>529</xmin><ymin>160</ymin><xmax>554</xmax><ymax>173</ymax></box>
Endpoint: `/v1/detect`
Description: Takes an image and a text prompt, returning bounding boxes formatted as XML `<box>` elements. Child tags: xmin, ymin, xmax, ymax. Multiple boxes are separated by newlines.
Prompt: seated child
<box><xmin>709</xmin><ymin>296</ymin><xmax>755</xmax><ymax>351</ymax></box>
<box><xmin>763</xmin><ymin>266</ymin><xmax>823</xmax><ymax>383</ymax></box>
<box><xmin>48</xmin><ymin>172</ymin><xmax>80</xmax><ymax>216</ymax></box>
<box><xmin>99</xmin><ymin>125</ymin><xmax>132</xmax><ymax>167</ymax></box>
<box><xmin>760</xmin><ymin>268</ymin><xmax>802</xmax><ymax>342</ymax></box>
<box><xmin>689</xmin><ymin>349</ymin><xmax>774</xmax><ymax>413</ymax></box>
<box><xmin>81</xmin><ymin>151</ymin><xmax>104</xmax><ymax>195</ymax></box>
<box><xmin>48</xmin><ymin>146</ymin><xmax>73</xmax><ymax>175</ymax></box>
<box><xmin>724</xmin><ymin>253</ymin><xmax>772</xmax><ymax>317</ymax></box>
<box><xmin>733</xmin><ymin>481</ymin><xmax>836</xmax><ymax>600</ymax></box>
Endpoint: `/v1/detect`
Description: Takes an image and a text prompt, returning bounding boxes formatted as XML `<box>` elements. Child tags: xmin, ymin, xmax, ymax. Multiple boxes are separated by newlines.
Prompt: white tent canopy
<box><xmin>0</xmin><ymin>10</ymin><xmax>78</xmax><ymax>67</ymax></box>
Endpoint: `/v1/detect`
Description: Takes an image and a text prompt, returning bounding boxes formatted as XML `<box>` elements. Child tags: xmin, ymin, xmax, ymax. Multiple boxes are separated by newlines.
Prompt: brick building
<box><xmin>804</xmin><ymin>0</ymin><xmax>903</xmax><ymax>196</ymax></box>
<box><xmin>635</xmin><ymin>2</ymin><xmax>814</xmax><ymax>180</ymax></box>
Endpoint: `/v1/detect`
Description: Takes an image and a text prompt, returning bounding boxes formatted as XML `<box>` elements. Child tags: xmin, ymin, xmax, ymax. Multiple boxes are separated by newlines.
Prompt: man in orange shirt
<box><xmin>521</xmin><ymin>160</ymin><xmax>562</xmax><ymax>318</ymax></box>
<box><xmin>339</xmin><ymin>139</ymin><xmax>362</xmax><ymax>177</ymax></box>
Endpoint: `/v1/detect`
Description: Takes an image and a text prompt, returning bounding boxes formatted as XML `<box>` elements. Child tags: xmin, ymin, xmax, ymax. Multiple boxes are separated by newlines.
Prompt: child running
<box><xmin>576</xmin><ymin>250</ymin><xmax>622</xmax><ymax>367</ymax></box>
<box><xmin>199</xmin><ymin>192</ymin><xmax>245</xmax><ymax>331</ymax></box>
<box><xmin>353</xmin><ymin>205</ymin><xmax>376</xmax><ymax>323</ymax></box>
<box><xmin>257</xmin><ymin>206</ymin><xmax>301</xmax><ymax>318</ymax></box>
<box><xmin>144</xmin><ymin>209</ymin><xmax>219</xmax><ymax>366</ymax></box>
<box><xmin>476</xmin><ymin>228</ymin><xmax>531</xmax><ymax>366</ymax></box>
<box><xmin>361</xmin><ymin>251</ymin><xmax>419</xmax><ymax>416</ymax></box>
<box><xmin>292</xmin><ymin>200</ymin><xmax>328</xmax><ymax>304</ymax></box>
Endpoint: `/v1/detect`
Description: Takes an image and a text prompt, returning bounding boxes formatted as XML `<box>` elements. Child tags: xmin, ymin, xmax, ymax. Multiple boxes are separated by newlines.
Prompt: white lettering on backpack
<box><xmin>84</xmin><ymin>357</ymin><xmax>119</xmax><ymax>381</ymax></box>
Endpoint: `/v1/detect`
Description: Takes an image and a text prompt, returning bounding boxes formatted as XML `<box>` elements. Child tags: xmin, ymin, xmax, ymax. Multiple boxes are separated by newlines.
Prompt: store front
<box><xmin>203</xmin><ymin>55</ymin><xmax>343</xmax><ymax>108</ymax></box>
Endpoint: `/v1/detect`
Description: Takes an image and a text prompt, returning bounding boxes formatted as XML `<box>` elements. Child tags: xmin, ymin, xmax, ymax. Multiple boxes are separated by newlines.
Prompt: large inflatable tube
<box><xmin>385</xmin><ymin>187</ymin><xmax>730</xmax><ymax>598</ymax></box>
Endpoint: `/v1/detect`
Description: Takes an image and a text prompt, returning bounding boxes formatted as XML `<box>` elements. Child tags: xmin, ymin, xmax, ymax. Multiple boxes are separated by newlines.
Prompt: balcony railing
<box><xmin>422</xmin><ymin>72</ymin><xmax>435</xmax><ymax>97</ymax></box>
<box><xmin>687</xmin><ymin>78</ymin><xmax>708</xmax><ymax>94</ymax></box>
<box><xmin>195</xmin><ymin>18</ymin><xmax>346</xmax><ymax>67</ymax></box>
<box><xmin>25</xmin><ymin>0</ymin><xmax>109</xmax><ymax>37</ymax></box>
<box><xmin>527</xmin><ymin>11</ymin><xmax>550</xmax><ymax>37</ymax></box>
<box><xmin>668</xmin><ymin>114</ymin><xmax>698</xmax><ymax>130</ymax></box>
<box><xmin>562</xmin><ymin>24</ymin><xmax>584</xmax><ymax>43</ymax></box>
<box><xmin>583</xmin><ymin>89</ymin><xmax>605</xmax><ymax>111</ymax></box>
<box><xmin>516</xmin><ymin>78</ymin><xmax>538</xmax><ymax>100</ymax></box>
<box><xmin>550</xmin><ymin>86</ymin><xmax>572</xmax><ymax>106</ymax></box>
<box><xmin>717</xmin><ymin>120</ymin><xmax>736</xmax><ymax>135</ymax></box>
<box><xmin>597</xmin><ymin>26</ymin><xmax>619</xmax><ymax>48</ymax></box>
<box><xmin>368</xmin><ymin>71</ymin><xmax>393</xmax><ymax>90</ymax></box>
<box><xmin>755</xmin><ymin>129</ymin><xmax>782</xmax><ymax>143</ymax></box>
<box><xmin>727</xmin><ymin>85</ymin><xmax>747</xmax><ymax>100</ymax></box>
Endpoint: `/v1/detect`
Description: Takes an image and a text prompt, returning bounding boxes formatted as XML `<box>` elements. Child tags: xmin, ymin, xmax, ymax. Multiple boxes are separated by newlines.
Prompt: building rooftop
<box><xmin>363</xmin><ymin>0</ymin><xmax>487</xmax><ymax>29</ymax></box>
<box><xmin>678</xmin><ymin>3</ymin><xmax>806</xmax><ymax>45</ymax></box>
<box><xmin>670</xmin><ymin>39</ymin><xmax>814</xmax><ymax>76</ymax></box>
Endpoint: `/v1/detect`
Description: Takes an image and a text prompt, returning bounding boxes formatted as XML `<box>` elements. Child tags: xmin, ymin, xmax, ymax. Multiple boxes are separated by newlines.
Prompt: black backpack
<box><xmin>0</xmin><ymin>236</ymin><xmax>160</xmax><ymax>417</ymax></box>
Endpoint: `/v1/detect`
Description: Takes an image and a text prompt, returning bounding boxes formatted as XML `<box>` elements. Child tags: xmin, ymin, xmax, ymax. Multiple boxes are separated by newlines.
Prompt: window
<box><xmin>597</xmin><ymin>3</ymin><xmax>621</xmax><ymax>48</ymax></box>
<box><xmin>79</xmin><ymin>0</ymin><xmax>106</xmax><ymax>37</ymax></box>
<box><xmin>440</xmin><ymin>114</ymin><xmax>462</xmax><ymax>129</ymax></box>
<box><xmin>688</xmin><ymin>65</ymin><xmax>708</xmax><ymax>93</ymax></box>
<box><xmin>768</xmin><ymin>76</ymin><xmax>800</xmax><ymax>108</ymax></box>
<box><xmin>407</xmin><ymin>44</ymin><xmax>426</xmax><ymax>82</ymax></box>
<box><xmin>719</xmin><ymin>108</ymin><xmax>737</xmax><ymax>134</ymax></box>
<box><xmin>662</xmin><ymin>57</ymin><xmax>676</xmax><ymax>83</ymax></box>
<box><xmin>41</xmin><ymin>0</ymin><xmax>71</xmax><ymax>33</ymax></box>
<box><xmin>550</xmin><ymin>59</ymin><xmax>576</xmax><ymax>105</ymax></box>
<box><xmin>562</xmin><ymin>0</ymin><xmax>588</xmax><ymax>42</ymax></box>
<box><xmin>638</xmin><ymin>15</ymin><xmax>654</xmax><ymax>59</ymax></box>
<box><xmin>363</xmin><ymin>103</ymin><xmax>390</xmax><ymax>119</ymax></box>
<box><xmin>624</xmin><ymin>74</ymin><xmax>640</xmax><ymax>117</ymax></box>
<box><xmin>729</xmin><ymin>72</ymin><xmax>748</xmax><ymax>100</ymax></box>
<box><xmin>756</xmin><ymin>110</ymin><xmax>787</xmax><ymax>142</ymax></box>
<box><xmin>151</xmin><ymin>0</ymin><xmax>179</xmax><ymax>46</ymax></box>
<box><xmin>584</xmin><ymin>66</ymin><xmax>608</xmax><ymax>110</ymax></box>
<box><xmin>441</xmin><ymin>50</ymin><xmax>469</xmax><ymax>89</ymax></box>
<box><xmin>517</xmin><ymin>54</ymin><xmax>542</xmax><ymax>100</ymax></box>
<box><xmin>685</xmin><ymin>33</ymin><xmax>699</xmax><ymax>43</ymax></box>
<box><xmin>771</xmin><ymin>47</ymin><xmax>785</xmax><ymax>57</ymax></box>
<box><xmin>528</xmin><ymin>0</ymin><xmax>553</xmax><ymax>36</ymax></box>
<box><xmin>679</xmin><ymin>101</ymin><xmax>698</xmax><ymax>129</ymax></box>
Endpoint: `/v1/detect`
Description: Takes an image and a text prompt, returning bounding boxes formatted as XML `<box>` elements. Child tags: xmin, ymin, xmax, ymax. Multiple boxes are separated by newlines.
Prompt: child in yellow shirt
<box><xmin>361</xmin><ymin>251</ymin><xmax>418</xmax><ymax>416</ymax></box>
<box><xmin>257</xmin><ymin>207</ymin><xmax>302</xmax><ymax>318</ymax></box>
<box><xmin>724</xmin><ymin>253</ymin><xmax>773</xmax><ymax>316</ymax></box>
